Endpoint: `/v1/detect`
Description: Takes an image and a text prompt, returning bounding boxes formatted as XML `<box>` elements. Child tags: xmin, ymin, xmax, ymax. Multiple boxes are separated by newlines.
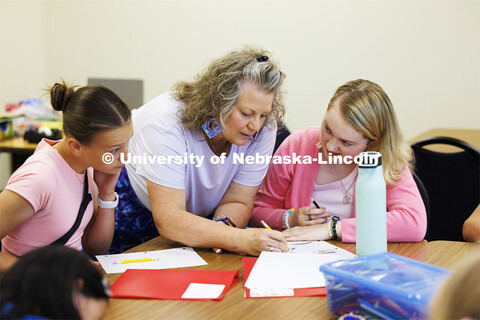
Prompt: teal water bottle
<box><xmin>355</xmin><ymin>151</ymin><xmax>387</xmax><ymax>256</ymax></box>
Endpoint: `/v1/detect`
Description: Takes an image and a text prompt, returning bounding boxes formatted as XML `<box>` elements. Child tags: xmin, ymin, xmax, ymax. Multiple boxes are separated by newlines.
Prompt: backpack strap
<box><xmin>52</xmin><ymin>172</ymin><xmax>92</xmax><ymax>246</ymax></box>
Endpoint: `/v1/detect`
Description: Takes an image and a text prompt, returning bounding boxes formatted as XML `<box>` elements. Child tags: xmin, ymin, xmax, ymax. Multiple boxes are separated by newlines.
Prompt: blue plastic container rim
<box><xmin>320</xmin><ymin>252</ymin><xmax>451</xmax><ymax>303</ymax></box>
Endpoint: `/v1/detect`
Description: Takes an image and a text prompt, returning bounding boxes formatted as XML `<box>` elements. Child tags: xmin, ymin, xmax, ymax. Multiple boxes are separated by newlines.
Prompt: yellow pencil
<box><xmin>114</xmin><ymin>257</ymin><xmax>160</xmax><ymax>264</ymax></box>
<box><xmin>260</xmin><ymin>220</ymin><xmax>272</xmax><ymax>230</ymax></box>
<box><xmin>261</xmin><ymin>220</ymin><xmax>289</xmax><ymax>250</ymax></box>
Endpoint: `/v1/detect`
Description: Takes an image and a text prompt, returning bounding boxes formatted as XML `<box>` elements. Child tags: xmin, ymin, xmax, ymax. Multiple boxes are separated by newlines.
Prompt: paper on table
<box><xmin>96</xmin><ymin>247</ymin><xmax>207</xmax><ymax>274</ymax></box>
<box><xmin>288</xmin><ymin>240</ymin><xmax>356</xmax><ymax>259</ymax></box>
<box><xmin>250</xmin><ymin>287</ymin><xmax>294</xmax><ymax>297</ymax></box>
<box><xmin>181</xmin><ymin>283</ymin><xmax>226</xmax><ymax>299</ymax></box>
<box><xmin>245</xmin><ymin>252</ymin><xmax>341</xmax><ymax>289</ymax></box>
<box><xmin>243</xmin><ymin>257</ymin><xmax>327</xmax><ymax>298</ymax></box>
<box><xmin>243</xmin><ymin>242</ymin><xmax>355</xmax><ymax>298</ymax></box>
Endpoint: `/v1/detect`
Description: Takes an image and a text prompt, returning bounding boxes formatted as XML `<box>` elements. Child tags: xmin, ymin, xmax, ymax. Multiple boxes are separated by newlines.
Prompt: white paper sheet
<box><xmin>249</xmin><ymin>287</ymin><xmax>294</xmax><ymax>297</ymax></box>
<box><xmin>287</xmin><ymin>240</ymin><xmax>356</xmax><ymax>259</ymax></box>
<box><xmin>96</xmin><ymin>247</ymin><xmax>207</xmax><ymax>274</ymax></box>
<box><xmin>245</xmin><ymin>252</ymin><xmax>340</xmax><ymax>289</ymax></box>
<box><xmin>181</xmin><ymin>283</ymin><xmax>225</xmax><ymax>299</ymax></box>
<box><xmin>245</xmin><ymin>242</ymin><xmax>356</xmax><ymax>290</ymax></box>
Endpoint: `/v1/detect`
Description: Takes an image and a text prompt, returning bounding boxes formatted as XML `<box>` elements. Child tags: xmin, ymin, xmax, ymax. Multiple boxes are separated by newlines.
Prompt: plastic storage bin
<box><xmin>320</xmin><ymin>252</ymin><xmax>451</xmax><ymax>319</ymax></box>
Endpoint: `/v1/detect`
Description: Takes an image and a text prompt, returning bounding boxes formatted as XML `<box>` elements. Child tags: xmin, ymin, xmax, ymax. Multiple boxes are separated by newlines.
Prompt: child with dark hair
<box><xmin>0</xmin><ymin>80</ymin><xmax>132</xmax><ymax>272</ymax></box>
<box><xmin>1</xmin><ymin>245</ymin><xmax>110</xmax><ymax>319</ymax></box>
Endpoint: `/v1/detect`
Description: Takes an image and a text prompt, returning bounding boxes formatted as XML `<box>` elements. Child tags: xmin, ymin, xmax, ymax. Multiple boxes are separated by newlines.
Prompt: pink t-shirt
<box><xmin>2</xmin><ymin>139</ymin><xmax>94</xmax><ymax>257</ymax></box>
<box><xmin>311</xmin><ymin>166</ymin><xmax>358</xmax><ymax>221</ymax></box>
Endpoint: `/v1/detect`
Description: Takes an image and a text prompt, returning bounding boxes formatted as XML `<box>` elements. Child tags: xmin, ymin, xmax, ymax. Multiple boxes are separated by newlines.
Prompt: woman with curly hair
<box><xmin>111</xmin><ymin>46</ymin><xmax>288</xmax><ymax>255</ymax></box>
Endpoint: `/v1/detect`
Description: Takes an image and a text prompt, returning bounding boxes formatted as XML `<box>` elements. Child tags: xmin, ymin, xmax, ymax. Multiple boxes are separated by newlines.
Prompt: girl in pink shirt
<box><xmin>0</xmin><ymin>81</ymin><xmax>132</xmax><ymax>272</ymax></box>
<box><xmin>251</xmin><ymin>79</ymin><xmax>427</xmax><ymax>245</ymax></box>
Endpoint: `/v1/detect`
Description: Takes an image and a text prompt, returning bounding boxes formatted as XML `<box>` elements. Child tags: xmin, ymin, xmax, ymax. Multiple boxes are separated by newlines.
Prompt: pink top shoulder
<box><xmin>2</xmin><ymin>139</ymin><xmax>94</xmax><ymax>256</ymax></box>
<box><xmin>251</xmin><ymin>126</ymin><xmax>427</xmax><ymax>242</ymax></box>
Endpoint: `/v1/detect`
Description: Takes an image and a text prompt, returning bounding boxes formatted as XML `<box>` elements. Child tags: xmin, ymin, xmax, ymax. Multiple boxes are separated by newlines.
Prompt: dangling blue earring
<box><xmin>202</xmin><ymin>119</ymin><xmax>222</xmax><ymax>138</ymax></box>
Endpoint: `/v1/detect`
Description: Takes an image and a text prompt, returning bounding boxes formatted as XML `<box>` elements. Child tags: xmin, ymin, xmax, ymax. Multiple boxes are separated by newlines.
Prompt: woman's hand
<box><xmin>289</xmin><ymin>206</ymin><xmax>331</xmax><ymax>228</ymax></box>
<box><xmin>283</xmin><ymin>224</ymin><xmax>331</xmax><ymax>241</ymax></box>
<box><xmin>236</xmin><ymin>228</ymin><xmax>288</xmax><ymax>256</ymax></box>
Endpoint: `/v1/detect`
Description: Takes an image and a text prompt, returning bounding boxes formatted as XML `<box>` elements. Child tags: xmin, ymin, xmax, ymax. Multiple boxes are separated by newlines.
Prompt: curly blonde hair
<box><xmin>327</xmin><ymin>79</ymin><xmax>412</xmax><ymax>185</ymax></box>
<box><xmin>172</xmin><ymin>46</ymin><xmax>286</xmax><ymax>134</ymax></box>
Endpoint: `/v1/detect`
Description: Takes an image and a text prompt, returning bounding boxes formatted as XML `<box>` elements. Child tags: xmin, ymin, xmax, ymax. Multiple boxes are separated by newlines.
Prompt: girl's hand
<box><xmin>289</xmin><ymin>206</ymin><xmax>331</xmax><ymax>227</ymax></box>
<box><xmin>93</xmin><ymin>169</ymin><xmax>122</xmax><ymax>200</ymax></box>
<box><xmin>283</xmin><ymin>224</ymin><xmax>331</xmax><ymax>241</ymax></box>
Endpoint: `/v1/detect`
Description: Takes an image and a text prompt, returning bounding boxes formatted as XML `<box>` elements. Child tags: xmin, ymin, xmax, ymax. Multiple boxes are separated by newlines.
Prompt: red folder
<box><xmin>243</xmin><ymin>257</ymin><xmax>326</xmax><ymax>298</ymax></box>
<box><xmin>110</xmin><ymin>269</ymin><xmax>239</xmax><ymax>301</ymax></box>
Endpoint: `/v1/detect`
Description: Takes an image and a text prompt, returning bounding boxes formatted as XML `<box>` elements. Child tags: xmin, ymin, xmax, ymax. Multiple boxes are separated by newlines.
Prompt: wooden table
<box><xmin>103</xmin><ymin>237</ymin><xmax>480</xmax><ymax>320</ymax></box>
<box><xmin>0</xmin><ymin>137</ymin><xmax>37</xmax><ymax>174</ymax></box>
<box><xmin>0</xmin><ymin>136</ymin><xmax>37</xmax><ymax>154</ymax></box>
<box><xmin>408</xmin><ymin>128</ymin><xmax>480</xmax><ymax>152</ymax></box>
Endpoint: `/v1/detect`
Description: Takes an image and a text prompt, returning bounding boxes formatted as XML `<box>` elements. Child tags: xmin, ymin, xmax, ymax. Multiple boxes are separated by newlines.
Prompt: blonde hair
<box><xmin>429</xmin><ymin>252</ymin><xmax>480</xmax><ymax>320</ymax></box>
<box><xmin>172</xmin><ymin>46</ymin><xmax>286</xmax><ymax>134</ymax></box>
<box><xmin>327</xmin><ymin>79</ymin><xmax>412</xmax><ymax>185</ymax></box>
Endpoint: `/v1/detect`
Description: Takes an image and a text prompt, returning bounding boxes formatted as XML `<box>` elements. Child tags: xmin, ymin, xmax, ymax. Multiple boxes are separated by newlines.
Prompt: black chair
<box><xmin>274</xmin><ymin>123</ymin><xmax>290</xmax><ymax>154</ymax></box>
<box><xmin>411</xmin><ymin>171</ymin><xmax>431</xmax><ymax>239</ymax></box>
<box><xmin>412</xmin><ymin>136</ymin><xmax>480</xmax><ymax>241</ymax></box>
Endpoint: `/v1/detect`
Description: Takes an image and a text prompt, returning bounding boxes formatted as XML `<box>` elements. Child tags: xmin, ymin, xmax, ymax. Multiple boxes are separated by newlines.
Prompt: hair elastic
<box><xmin>215</xmin><ymin>217</ymin><xmax>236</xmax><ymax>228</ymax></box>
<box><xmin>330</xmin><ymin>216</ymin><xmax>340</xmax><ymax>240</ymax></box>
<box><xmin>282</xmin><ymin>208</ymin><xmax>295</xmax><ymax>229</ymax></box>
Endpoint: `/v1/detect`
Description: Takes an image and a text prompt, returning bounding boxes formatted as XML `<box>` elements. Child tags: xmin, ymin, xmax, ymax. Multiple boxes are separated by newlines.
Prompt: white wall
<box><xmin>1</xmin><ymin>0</ymin><xmax>46</xmax><ymax>187</ymax></box>
<box><xmin>1</xmin><ymin>0</ymin><xmax>479</xmax><ymax>186</ymax></box>
<box><xmin>1</xmin><ymin>1</ymin><xmax>46</xmax><ymax>106</ymax></box>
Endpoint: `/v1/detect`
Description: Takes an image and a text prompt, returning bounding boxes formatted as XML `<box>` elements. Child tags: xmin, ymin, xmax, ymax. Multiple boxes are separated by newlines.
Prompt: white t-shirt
<box><xmin>126</xmin><ymin>92</ymin><xmax>276</xmax><ymax>217</ymax></box>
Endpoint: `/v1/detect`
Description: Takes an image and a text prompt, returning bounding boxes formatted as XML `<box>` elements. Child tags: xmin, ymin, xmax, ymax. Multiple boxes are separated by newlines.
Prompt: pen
<box><xmin>260</xmin><ymin>220</ymin><xmax>289</xmax><ymax>250</ymax></box>
<box><xmin>310</xmin><ymin>197</ymin><xmax>320</xmax><ymax>209</ymax></box>
<box><xmin>113</xmin><ymin>257</ymin><xmax>160</xmax><ymax>264</ymax></box>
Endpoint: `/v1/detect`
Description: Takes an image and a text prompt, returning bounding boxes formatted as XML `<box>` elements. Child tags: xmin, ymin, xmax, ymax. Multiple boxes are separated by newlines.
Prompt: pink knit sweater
<box><xmin>251</xmin><ymin>126</ymin><xmax>427</xmax><ymax>242</ymax></box>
